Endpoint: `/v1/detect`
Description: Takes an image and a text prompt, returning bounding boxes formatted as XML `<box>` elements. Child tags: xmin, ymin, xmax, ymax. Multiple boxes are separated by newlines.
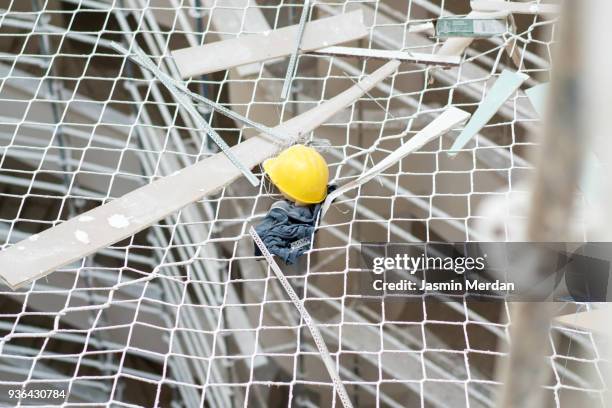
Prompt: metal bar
<box><xmin>121</xmin><ymin>50</ymin><xmax>287</xmax><ymax>144</ymax></box>
<box><xmin>280</xmin><ymin>0</ymin><xmax>311</xmax><ymax>100</ymax></box>
<box><xmin>311</xmin><ymin>46</ymin><xmax>461</xmax><ymax>67</ymax></box>
<box><xmin>170</xmin><ymin>10</ymin><xmax>368</xmax><ymax>78</ymax></box>
<box><xmin>321</xmin><ymin>107</ymin><xmax>471</xmax><ymax>217</ymax></box>
<box><xmin>249</xmin><ymin>227</ymin><xmax>354</xmax><ymax>408</ymax></box>
<box><xmin>112</xmin><ymin>42</ymin><xmax>261</xmax><ymax>187</ymax></box>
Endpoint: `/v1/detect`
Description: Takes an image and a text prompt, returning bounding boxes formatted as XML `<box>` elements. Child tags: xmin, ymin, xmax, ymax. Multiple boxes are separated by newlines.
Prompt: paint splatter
<box><xmin>29</xmin><ymin>234</ymin><xmax>40</xmax><ymax>242</ymax></box>
<box><xmin>79</xmin><ymin>215</ymin><xmax>95</xmax><ymax>222</ymax></box>
<box><xmin>108</xmin><ymin>214</ymin><xmax>130</xmax><ymax>229</ymax></box>
<box><xmin>17</xmin><ymin>246</ymin><xmax>25</xmax><ymax>251</ymax></box>
<box><xmin>75</xmin><ymin>230</ymin><xmax>90</xmax><ymax>244</ymax></box>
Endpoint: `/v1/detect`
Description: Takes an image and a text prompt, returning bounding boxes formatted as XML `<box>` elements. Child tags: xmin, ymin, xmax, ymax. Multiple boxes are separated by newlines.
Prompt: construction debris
<box><xmin>448</xmin><ymin>69</ymin><xmax>529</xmax><ymax>156</ymax></box>
<box><xmin>525</xmin><ymin>82</ymin><xmax>549</xmax><ymax>117</ymax></box>
<box><xmin>321</xmin><ymin>107</ymin><xmax>471</xmax><ymax>217</ymax></box>
<box><xmin>249</xmin><ymin>226</ymin><xmax>354</xmax><ymax>408</ymax></box>
<box><xmin>312</xmin><ymin>46</ymin><xmax>461</xmax><ymax>67</ymax></box>
<box><xmin>114</xmin><ymin>42</ymin><xmax>261</xmax><ymax>187</ymax></box>
<box><xmin>195</xmin><ymin>0</ymin><xmax>272</xmax><ymax>77</ymax></box>
<box><xmin>171</xmin><ymin>10</ymin><xmax>368</xmax><ymax>78</ymax></box>
<box><xmin>116</xmin><ymin>43</ymin><xmax>287</xmax><ymax>144</ymax></box>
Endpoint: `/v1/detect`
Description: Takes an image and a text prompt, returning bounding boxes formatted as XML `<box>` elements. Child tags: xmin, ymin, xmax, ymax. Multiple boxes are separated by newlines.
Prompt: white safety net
<box><xmin>0</xmin><ymin>0</ymin><xmax>604</xmax><ymax>407</ymax></box>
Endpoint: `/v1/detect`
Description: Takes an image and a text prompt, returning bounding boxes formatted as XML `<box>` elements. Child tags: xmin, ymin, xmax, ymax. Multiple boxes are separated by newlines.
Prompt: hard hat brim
<box><xmin>262</xmin><ymin>157</ymin><xmax>276</xmax><ymax>178</ymax></box>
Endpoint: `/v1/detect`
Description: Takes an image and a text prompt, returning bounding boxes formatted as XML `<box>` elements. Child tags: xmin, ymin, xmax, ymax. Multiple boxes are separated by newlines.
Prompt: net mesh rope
<box><xmin>0</xmin><ymin>0</ymin><xmax>603</xmax><ymax>407</ymax></box>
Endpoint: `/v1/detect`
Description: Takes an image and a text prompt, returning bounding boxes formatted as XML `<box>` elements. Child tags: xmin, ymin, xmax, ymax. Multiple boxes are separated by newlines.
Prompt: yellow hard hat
<box><xmin>263</xmin><ymin>145</ymin><xmax>329</xmax><ymax>204</ymax></box>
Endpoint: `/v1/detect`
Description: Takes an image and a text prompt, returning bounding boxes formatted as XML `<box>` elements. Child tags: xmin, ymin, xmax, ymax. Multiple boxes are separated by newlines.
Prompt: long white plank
<box><xmin>321</xmin><ymin>107</ymin><xmax>471</xmax><ymax>217</ymax></box>
<box><xmin>0</xmin><ymin>60</ymin><xmax>400</xmax><ymax>290</ymax></box>
<box><xmin>448</xmin><ymin>69</ymin><xmax>528</xmax><ymax>156</ymax></box>
<box><xmin>311</xmin><ymin>46</ymin><xmax>461</xmax><ymax>67</ymax></box>
<box><xmin>171</xmin><ymin>10</ymin><xmax>368</xmax><ymax>78</ymax></box>
<box><xmin>202</xmin><ymin>0</ymin><xmax>272</xmax><ymax>77</ymax></box>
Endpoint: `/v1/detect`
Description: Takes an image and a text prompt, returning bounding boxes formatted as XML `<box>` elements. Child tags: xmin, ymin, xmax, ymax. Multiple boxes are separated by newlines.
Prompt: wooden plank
<box><xmin>448</xmin><ymin>69</ymin><xmax>529</xmax><ymax>156</ymax></box>
<box><xmin>171</xmin><ymin>10</ymin><xmax>368</xmax><ymax>78</ymax></box>
<box><xmin>280</xmin><ymin>0</ymin><xmax>312</xmax><ymax>100</ymax></box>
<box><xmin>115</xmin><ymin>42</ymin><xmax>261</xmax><ymax>187</ymax></box>
<box><xmin>525</xmin><ymin>82</ymin><xmax>549</xmax><ymax>118</ymax></box>
<box><xmin>471</xmin><ymin>0</ymin><xmax>561</xmax><ymax>15</ymax></box>
<box><xmin>311</xmin><ymin>46</ymin><xmax>461</xmax><ymax>67</ymax></box>
<box><xmin>356</xmin><ymin>4</ymin><xmax>540</xmax><ymax>123</ymax></box>
<box><xmin>250</xmin><ymin>227</ymin><xmax>354</xmax><ymax>408</ymax></box>
<box><xmin>321</xmin><ymin>107</ymin><xmax>471</xmax><ymax>217</ymax></box>
<box><xmin>149</xmin><ymin>0</ymin><xmax>274</xmax><ymax>77</ymax></box>
<box><xmin>0</xmin><ymin>60</ymin><xmax>400</xmax><ymax>290</ymax></box>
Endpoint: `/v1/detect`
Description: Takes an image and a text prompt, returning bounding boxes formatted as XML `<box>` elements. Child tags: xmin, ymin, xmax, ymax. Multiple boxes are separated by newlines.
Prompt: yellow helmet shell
<box><xmin>263</xmin><ymin>145</ymin><xmax>329</xmax><ymax>204</ymax></box>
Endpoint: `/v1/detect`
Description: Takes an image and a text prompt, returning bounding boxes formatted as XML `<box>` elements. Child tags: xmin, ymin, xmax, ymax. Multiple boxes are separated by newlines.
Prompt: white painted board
<box><xmin>321</xmin><ymin>107</ymin><xmax>471</xmax><ymax>217</ymax></box>
<box><xmin>556</xmin><ymin>307</ymin><xmax>612</xmax><ymax>335</ymax></box>
<box><xmin>312</xmin><ymin>46</ymin><xmax>461</xmax><ymax>67</ymax></box>
<box><xmin>171</xmin><ymin>11</ymin><xmax>369</xmax><ymax>78</ymax></box>
<box><xmin>0</xmin><ymin>60</ymin><xmax>400</xmax><ymax>290</ymax></box>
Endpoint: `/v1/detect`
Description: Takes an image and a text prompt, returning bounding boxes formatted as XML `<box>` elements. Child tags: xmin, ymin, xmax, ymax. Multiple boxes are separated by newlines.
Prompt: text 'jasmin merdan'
<box><xmin>372</xmin><ymin>254</ymin><xmax>486</xmax><ymax>275</ymax></box>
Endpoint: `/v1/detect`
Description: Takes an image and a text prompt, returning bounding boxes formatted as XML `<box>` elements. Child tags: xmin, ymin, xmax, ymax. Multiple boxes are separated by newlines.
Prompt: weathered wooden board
<box><xmin>312</xmin><ymin>46</ymin><xmax>461</xmax><ymax>67</ymax></box>
<box><xmin>448</xmin><ymin>69</ymin><xmax>529</xmax><ymax>156</ymax></box>
<box><xmin>171</xmin><ymin>11</ymin><xmax>368</xmax><ymax>78</ymax></box>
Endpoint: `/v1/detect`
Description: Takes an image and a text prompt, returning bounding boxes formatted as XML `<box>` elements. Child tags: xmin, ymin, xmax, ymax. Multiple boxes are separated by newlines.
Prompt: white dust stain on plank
<box><xmin>75</xmin><ymin>230</ymin><xmax>90</xmax><ymax>244</ymax></box>
<box><xmin>78</xmin><ymin>215</ymin><xmax>95</xmax><ymax>222</ymax></box>
<box><xmin>108</xmin><ymin>214</ymin><xmax>130</xmax><ymax>229</ymax></box>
